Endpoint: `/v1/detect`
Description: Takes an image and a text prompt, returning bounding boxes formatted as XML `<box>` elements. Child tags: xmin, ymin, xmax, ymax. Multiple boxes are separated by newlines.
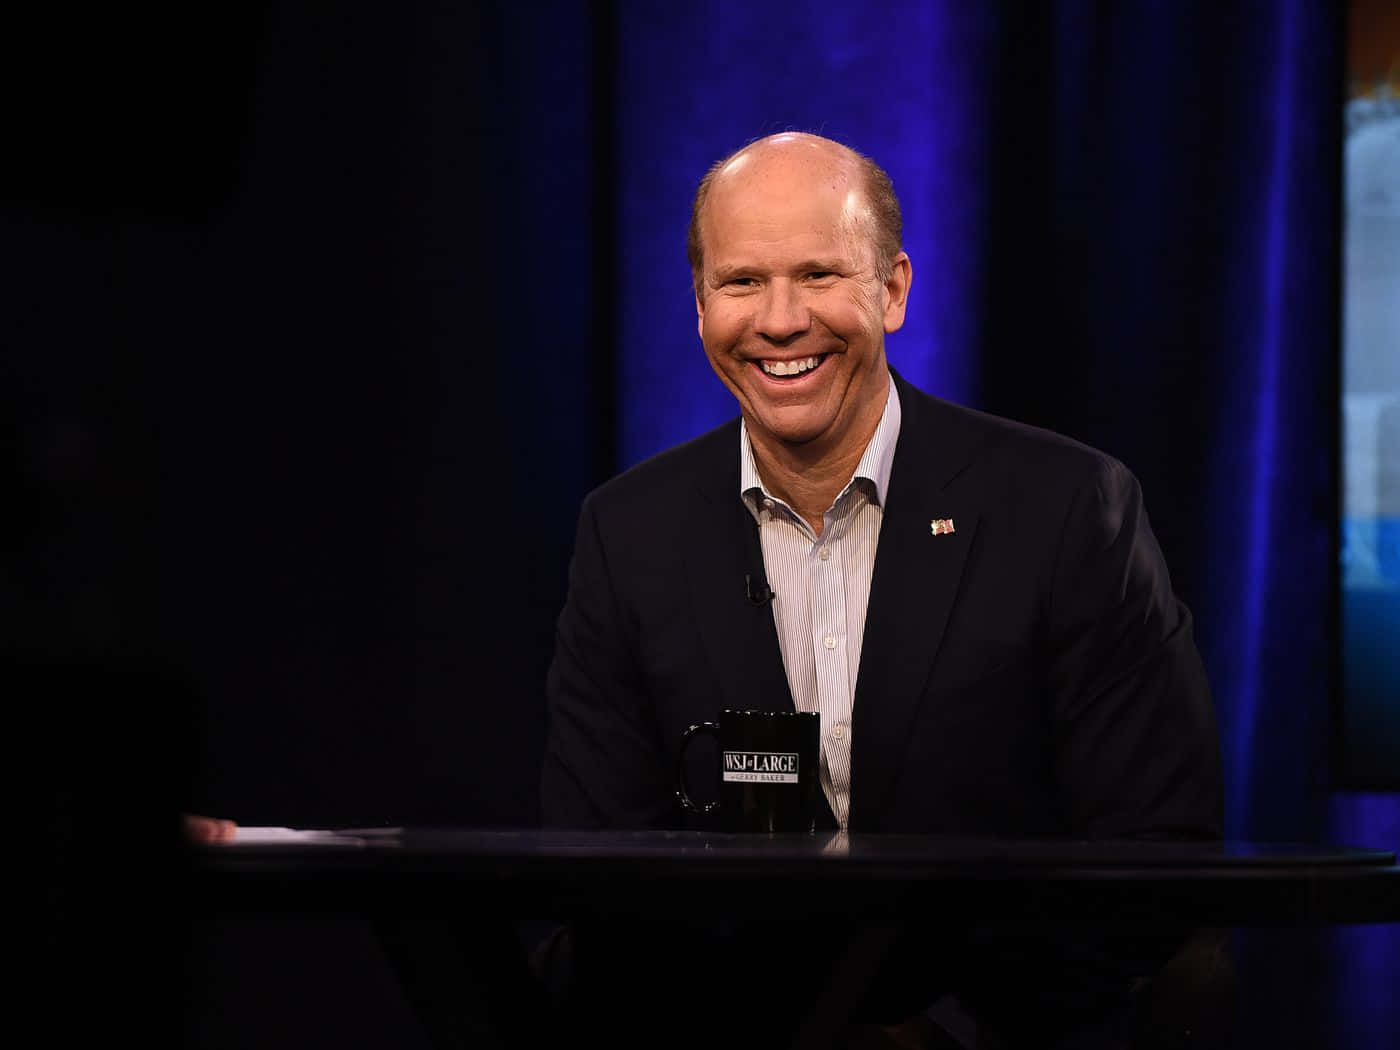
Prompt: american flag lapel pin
<box><xmin>930</xmin><ymin>518</ymin><xmax>956</xmax><ymax>536</ymax></box>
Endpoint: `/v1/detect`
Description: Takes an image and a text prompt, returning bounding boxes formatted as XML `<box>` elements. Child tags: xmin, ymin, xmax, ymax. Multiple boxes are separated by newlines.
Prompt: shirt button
<box><xmin>763</xmin><ymin>498</ymin><xmax>775</xmax><ymax>510</ymax></box>
<box><xmin>823</xmin><ymin>635</ymin><xmax>836</xmax><ymax>650</ymax></box>
<box><xmin>833</xmin><ymin>725</ymin><xmax>845</xmax><ymax>740</ymax></box>
<box><xmin>818</xmin><ymin>546</ymin><xmax>831</xmax><ymax>561</ymax></box>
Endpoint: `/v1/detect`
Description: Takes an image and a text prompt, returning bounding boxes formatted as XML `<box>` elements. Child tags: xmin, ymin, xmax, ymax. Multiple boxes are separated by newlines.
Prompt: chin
<box><xmin>752</xmin><ymin>413</ymin><xmax>833</xmax><ymax>448</ymax></box>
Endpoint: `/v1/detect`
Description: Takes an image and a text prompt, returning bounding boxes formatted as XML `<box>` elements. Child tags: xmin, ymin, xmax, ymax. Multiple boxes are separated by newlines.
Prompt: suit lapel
<box><xmin>849</xmin><ymin>375</ymin><xmax>982</xmax><ymax>829</ymax></box>
<box><xmin>684</xmin><ymin>425</ymin><xmax>794</xmax><ymax>716</ymax></box>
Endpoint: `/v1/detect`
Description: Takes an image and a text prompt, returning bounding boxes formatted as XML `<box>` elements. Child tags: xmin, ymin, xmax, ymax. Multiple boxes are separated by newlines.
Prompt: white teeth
<box><xmin>761</xmin><ymin>355</ymin><xmax>821</xmax><ymax>377</ymax></box>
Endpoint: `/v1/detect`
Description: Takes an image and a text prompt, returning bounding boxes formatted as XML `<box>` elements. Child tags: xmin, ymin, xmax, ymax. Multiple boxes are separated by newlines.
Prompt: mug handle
<box><xmin>675</xmin><ymin>721</ymin><xmax>722</xmax><ymax>814</ymax></box>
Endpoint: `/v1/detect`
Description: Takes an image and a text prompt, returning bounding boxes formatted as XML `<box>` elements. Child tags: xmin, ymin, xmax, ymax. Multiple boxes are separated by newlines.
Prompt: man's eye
<box><xmin>728</xmin><ymin>277</ymin><xmax>757</xmax><ymax>287</ymax></box>
<box><xmin>806</xmin><ymin>271</ymin><xmax>835</xmax><ymax>281</ymax></box>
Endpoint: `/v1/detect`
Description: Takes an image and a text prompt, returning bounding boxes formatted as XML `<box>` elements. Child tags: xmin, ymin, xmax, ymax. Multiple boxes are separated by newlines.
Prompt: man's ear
<box><xmin>695</xmin><ymin>289</ymin><xmax>705</xmax><ymax>340</ymax></box>
<box><xmin>882</xmin><ymin>252</ymin><xmax>912</xmax><ymax>334</ymax></box>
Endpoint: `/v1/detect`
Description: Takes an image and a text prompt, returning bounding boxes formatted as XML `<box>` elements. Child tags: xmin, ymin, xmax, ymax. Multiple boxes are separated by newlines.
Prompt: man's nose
<box><xmin>755</xmin><ymin>280</ymin><xmax>810</xmax><ymax>343</ymax></box>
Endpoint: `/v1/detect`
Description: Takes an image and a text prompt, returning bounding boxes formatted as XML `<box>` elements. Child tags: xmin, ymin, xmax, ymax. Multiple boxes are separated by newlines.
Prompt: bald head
<box><xmin>686</xmin><ymin>133</ymin><xmax>903</xmax><ymax>298</ymax></box>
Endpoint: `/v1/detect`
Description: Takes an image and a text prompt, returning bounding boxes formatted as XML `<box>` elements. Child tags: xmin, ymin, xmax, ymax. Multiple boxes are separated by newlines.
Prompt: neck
<box><xmin>748</xmin><ymin>381</ymin><xmax>888</xmax><ymax>537</ymax></box>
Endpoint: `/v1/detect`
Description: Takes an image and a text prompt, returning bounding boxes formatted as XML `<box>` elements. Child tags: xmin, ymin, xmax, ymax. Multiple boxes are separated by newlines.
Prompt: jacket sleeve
<box><xmin>540</xmin><ymin>493</ymin><xmax>678</xmax><ymax>829</ymax></box>
<box><xmin>948</xmin><ymin>458</ymin><xmax>1226</xmax><ymax>1045</ymax></box>
<box><xmin>1044</xmin><ymin>455</ymin><xmax>1224</xmax><ymax>839</ymax></box>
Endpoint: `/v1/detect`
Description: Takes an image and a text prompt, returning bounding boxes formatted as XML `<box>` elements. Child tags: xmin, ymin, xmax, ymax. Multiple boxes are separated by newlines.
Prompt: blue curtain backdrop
<box><xmin>3</xmin><ymin>1</ymin><xmax>1394</xmax><ymax>1046</ymax></box>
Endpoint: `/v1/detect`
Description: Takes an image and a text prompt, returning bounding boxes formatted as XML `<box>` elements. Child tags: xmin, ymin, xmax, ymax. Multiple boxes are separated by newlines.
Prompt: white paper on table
<box><xmin>221</xmin><ymin>826</ymin><xmax>371</xmax><ymax>847</ymax></box>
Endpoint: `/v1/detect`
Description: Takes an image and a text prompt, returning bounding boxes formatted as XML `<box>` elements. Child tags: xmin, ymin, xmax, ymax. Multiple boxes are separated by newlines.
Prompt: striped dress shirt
<box><xmin>739</xmin><ymin>378</ymin><xmax>902</xmax><ymax>828</ymax></box>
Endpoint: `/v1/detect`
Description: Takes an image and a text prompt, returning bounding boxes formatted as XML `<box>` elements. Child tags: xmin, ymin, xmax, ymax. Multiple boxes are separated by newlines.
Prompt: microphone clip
<box><xmin>745</xmin><ymin>574</ymin><xmax>775</xmax><ymax>606</ymax></box>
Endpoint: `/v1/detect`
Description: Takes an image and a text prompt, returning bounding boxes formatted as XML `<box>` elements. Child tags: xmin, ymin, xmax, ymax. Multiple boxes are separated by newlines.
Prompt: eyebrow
<box><xmin>707</xmin><ymin>264</ymin><xmax>748</xmax><ymax>286</ymax></box>
<box><xmin>708</xmin><ymin>259</ymin><xmax>849</xmax><ymax>285</ymax></box>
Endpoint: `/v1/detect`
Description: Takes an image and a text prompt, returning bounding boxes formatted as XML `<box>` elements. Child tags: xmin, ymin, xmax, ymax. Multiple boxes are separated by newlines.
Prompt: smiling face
<box><xmin>695</xmin><ymin>135</ymin><xmax>911</xmax><ymax>464</ymax></box>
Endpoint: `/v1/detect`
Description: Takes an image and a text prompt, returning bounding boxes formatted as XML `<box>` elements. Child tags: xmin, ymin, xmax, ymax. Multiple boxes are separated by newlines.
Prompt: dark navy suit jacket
<box><xmin>542</xmin><ymin>371</ymin><xmax>1222</xmax><ymax>838</ymax></box>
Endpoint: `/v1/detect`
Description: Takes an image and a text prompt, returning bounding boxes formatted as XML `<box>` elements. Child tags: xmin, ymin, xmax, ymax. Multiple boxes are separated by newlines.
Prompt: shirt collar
<box><xmin>739</xmin><ymin>373</ymin><xmax>902</xmax><ymax>514</ymax></box>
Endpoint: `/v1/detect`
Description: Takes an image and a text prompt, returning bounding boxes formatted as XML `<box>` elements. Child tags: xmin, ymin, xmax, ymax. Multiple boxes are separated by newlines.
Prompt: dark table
<box><xmin>189</xmin><ymin>828</ymin><xmax>1400</xmax><ymax>923</ymax></box>
<box><xmin>188</xmin><ymin>831</ymin><xmax>1400</xmax><ymax>1049</ymax></box>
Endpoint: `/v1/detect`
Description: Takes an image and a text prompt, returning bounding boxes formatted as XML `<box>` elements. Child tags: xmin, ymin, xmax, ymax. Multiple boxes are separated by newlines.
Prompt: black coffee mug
<box><xmin>675</xmin><ymin>709</ymin><xmax>820</xmax><ymax>832</ymax></box>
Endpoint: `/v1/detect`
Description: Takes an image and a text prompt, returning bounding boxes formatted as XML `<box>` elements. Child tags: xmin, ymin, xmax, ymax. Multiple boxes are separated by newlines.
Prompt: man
<box><xmin>541</xmin><ymin>133</ymin><xmax>1223</xmax><ymax>1047</ymax></box>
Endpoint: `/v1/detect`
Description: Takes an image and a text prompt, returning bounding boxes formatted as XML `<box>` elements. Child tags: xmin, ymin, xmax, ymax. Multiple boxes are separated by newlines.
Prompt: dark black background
<box><xmin>6</xmin><ymin>6</ymin><xmax>595</xmax><ymax>1044</ymax></box>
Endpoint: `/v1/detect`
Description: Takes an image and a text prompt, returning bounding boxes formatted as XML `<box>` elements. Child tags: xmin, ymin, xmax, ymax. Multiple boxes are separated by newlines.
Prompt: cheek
<box><xmin>702</xmin><ymin>342</ymin><xmax>747</xmax><ymax>393</ymax></box>
<box><xmin>849</xmin><ymin>283</ymin><xmax>879</xmax><ymax>317</ymax></box>
<box><xmin>815</xmin><ymin>305</ymin><xmax>876</xmax><ymax>350</ymax></box>
<box><xmin>699</xmin><ymin>325</ymin><xmax>735</xmax><ymax>371</ymax></box>
<box><xmin>700</xmin><ymin>310</ymin><xmax>744</xmax><ymax>356</ymax></box>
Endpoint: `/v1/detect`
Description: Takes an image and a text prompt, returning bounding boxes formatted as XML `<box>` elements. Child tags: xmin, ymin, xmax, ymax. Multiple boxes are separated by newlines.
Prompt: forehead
<box><xmin>702</xmin><ymin>154</ymin><xmax>870</xmax><ymax>266</ymax></box>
